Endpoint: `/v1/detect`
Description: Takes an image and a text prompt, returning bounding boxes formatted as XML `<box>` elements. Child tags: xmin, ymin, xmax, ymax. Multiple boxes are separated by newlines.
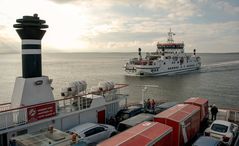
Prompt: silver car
<box><xmin>67</xmin><ymin>122</ymin><xmax>117</xmax><ymax>144</ymax></box>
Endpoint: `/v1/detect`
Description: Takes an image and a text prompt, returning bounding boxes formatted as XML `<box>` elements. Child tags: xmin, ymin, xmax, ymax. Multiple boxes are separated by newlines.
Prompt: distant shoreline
<box><xmin>1</xmin><ymin>52</ymin><xmax>239</xmax><ymax>54</ymax></box>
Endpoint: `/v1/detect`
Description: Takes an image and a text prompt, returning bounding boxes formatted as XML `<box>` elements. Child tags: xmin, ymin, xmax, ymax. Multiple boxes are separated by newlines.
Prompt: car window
<box><xmin>95</xmin><ymin>127</ymin><xmax>105</xmax><ymax>133</ymax></box>
<box><xmin>211</xmin><ymin>124</ymin><xmax>228</xmax><ymax>133</ymax></box>
<box><xmin>84</xmin><ymin>127</ymin><xmax>105</xmax><ymax>137</ymax></box>
<box><xmin>230</xmin><ymin>124</ymin><xmax>234</xmax><ymax>132</ymax></box>
<box><xmin>218</xmin><ymin>141</ymin><xmax>227</xmax><ymax>146</ymax></box>
<box><xmin>117</xmin><ymin>123</ymin><xmax>130</xmax><ymax>132</ymax></box>
<box><xmin>132</xmin><ymin>109</ymin><xmax>141</xmax><ymax>115</ymax></box>
<box><xmin>84</xmin><ymin>128</ymin><xmax>96</xmax><ymax>137</ymax></box>
<box><xmin>122</xmin><ymin>113</ymin><xmax>129</xmax><ymax>120</ymax></box>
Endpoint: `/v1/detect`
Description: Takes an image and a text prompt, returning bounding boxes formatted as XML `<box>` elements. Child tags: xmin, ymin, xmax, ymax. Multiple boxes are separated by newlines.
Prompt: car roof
<box><xmin>119</xmin><ymin>113</ymin><xmax>154</xmax><ymax>127</ymax></box>
<box><xmin>122</xmin><ymin>106</ymin><xmax>142</xmax><ymax>114</ymax></box>
<box><xmin>68</xmin><ymin>123</ymin><xmax>98</xmax><ymax>134</ymax></box>
<box><xmin>212</xmin><ymin>120</ymin><xmax>232</xmax><ymax>127</ymax></box>
<box><xmin>193</xmin><ymin>136</ymin><xmax>220</xmax><ymax>146</ymax></box>
<box><xmin>156</xmin><ymin>102</ymin><xmax>178</xmax><ymax>109</ymax></box>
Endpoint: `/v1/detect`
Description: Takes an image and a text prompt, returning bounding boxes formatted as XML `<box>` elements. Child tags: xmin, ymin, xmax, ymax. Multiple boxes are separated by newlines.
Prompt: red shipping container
<box><xmin>154</xmin><ymin>104</ymin><xmax>200</xmax><ymax>146</ymax></box>
<box><xmin>184</xmin><ymin>97</ymin><xmax>209</xmax><ymax>122</ymax></box>
<box><xmin>98</xmin><ymin>121</ymin><xmax>173</xmax><ymax>146</ymax></box>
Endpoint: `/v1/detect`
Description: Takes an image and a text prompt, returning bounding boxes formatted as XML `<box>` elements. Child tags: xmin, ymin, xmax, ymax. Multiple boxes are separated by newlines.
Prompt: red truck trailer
<box><xmin>154</xmin><ymin>104</ymin><xmax>200</xmax><ymax>146</ymax></box>
<box><xmin>184</xmin><ymin>97</ymin><xmax>209</xmax><ymax>122</ymax></box>
<box><xmin>98</xmin><ymin>121</ymin><xmax>173</xmax><ymax>146</ymax></box>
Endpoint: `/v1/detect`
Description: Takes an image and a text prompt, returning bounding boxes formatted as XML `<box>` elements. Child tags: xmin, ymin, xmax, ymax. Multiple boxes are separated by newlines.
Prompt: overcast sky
<box><xmin>0</xmin><ymin>0</ymin><xmax>239</xmax><ymax>53</ymax></box>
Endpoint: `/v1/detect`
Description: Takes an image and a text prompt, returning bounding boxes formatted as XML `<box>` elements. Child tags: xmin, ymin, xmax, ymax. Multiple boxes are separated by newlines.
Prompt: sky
<box><xmin>0</xmin><ymin>0</ymin><xmax>239</xmax><ymax>53</ymax></box>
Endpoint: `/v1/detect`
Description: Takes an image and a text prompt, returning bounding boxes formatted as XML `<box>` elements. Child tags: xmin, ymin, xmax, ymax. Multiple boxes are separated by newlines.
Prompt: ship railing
<box><xmin>209</xmin><ymin>107</ymin><xmax>239</xmax><ymax>124</ymax></box>
<box><xmin>0</xmin><ymin>108</ymin><xmax>27</xmax><ymax>130</ymax></box>
<box><xmin>220</xmin><ymin>107</ymin><xmax>239</xmax><ymax>124</ymax></box>
<box><xmin>56</xmin><ymin>95</ymin><xmax>93</xmax><ymax>113</ymax></box>
<box><xmin>0</xmin><ymin>84</ymin><xmax>128</xmax><ymax>130</ymax></box>
<box><xmin>56</xmin><ymin>84</ymin><xmax>128</xmax><ymax>113</ymax></box>
<box><xmin>0</xmin><ymin>102</ymin><xmax>11</xmax><ymax>112</ymax></box>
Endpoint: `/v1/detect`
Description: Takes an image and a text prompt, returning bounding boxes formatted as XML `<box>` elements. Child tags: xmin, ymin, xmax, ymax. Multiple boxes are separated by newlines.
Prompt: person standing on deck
<box><xmin>143</xmin><ymin>99</ymin><xmax>147</xmax><ymax>111</ymax></box>
<box><xmin>147</xmin><ymin>99</ymin><xmax>151</xmax><ymax>109</ymax></box>
<box><xmin>151</xmin><ymin>99</ymin><xmax>156</xmax><ymax>113</ymax></box>
<box><xmin>211</xmin><ymin>104</ymin><xmax>218</xmax><ymax>121</ymax></box>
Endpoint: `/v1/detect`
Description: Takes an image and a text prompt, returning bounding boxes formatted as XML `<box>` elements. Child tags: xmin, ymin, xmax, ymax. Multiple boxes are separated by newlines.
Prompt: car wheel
<box><xmin>110</xmin><ymin>132</ymin><xmax>117</xmax><ymax>137</ymax></box>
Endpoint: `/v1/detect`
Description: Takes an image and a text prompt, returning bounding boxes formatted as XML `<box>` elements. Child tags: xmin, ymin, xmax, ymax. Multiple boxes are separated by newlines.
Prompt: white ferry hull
<box><xmin>125</xmin><ymin>64</ymin><xmax>201</xmax><ymax>77</ymax></box>
<box><xmin>125</xmin><ymin>60</ymin><xmax>201</xmax><ymax>77</ymax></box>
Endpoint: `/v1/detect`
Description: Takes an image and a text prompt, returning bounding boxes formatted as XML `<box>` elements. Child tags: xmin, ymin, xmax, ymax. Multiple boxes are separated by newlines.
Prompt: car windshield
<box><xmin>211</xmin><ymin>124</ymin><xmax>228</xmax><ymax>133</ymax></box>
<box><xmin>117</xmin><ymin>123</ymin><xmax>131</xmax><ymax>132</ymax></box>
<box><xmin>122</xmin><ymin>113</ymin><xmax>130</xmax><ymax>120</ymax></box>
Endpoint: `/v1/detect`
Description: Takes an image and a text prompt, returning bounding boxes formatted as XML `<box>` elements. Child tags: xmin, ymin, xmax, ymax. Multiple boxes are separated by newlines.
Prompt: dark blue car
<box><xmin>193</xmin><ymin>136</ymin><xmax>225</xmax><ymax>146</ymax></box>
<box><xmin>115</xmin><ymin>105</ymin><xmax>142</xmax><ymax>121</ymax></box>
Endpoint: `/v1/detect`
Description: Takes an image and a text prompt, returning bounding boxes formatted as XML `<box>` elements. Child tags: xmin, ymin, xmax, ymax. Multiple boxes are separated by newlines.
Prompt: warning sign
<box><xmin>27</xmin><ymin>102</ymin><xmax>56</xmax><ymax>123</ymax></box>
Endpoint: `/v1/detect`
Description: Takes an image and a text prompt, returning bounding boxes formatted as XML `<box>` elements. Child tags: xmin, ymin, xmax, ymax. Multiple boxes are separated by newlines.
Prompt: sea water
<box><xmin>0</xmin><ymin>53</ymin><xmax>238</xmax><ymax>108</ymax></box>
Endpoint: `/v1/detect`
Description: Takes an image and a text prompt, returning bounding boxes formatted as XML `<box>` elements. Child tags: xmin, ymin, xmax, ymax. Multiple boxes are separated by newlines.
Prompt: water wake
<box><xmin>201</xmin><ymin>60</ymin><xmax>239</xmax><ymax>73</ymax></box>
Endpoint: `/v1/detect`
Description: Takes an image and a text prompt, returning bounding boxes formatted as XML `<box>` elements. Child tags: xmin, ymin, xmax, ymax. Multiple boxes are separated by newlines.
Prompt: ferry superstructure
<box><xmin>0</xmin><ymin>14</ymin><xmax>128</xmax><ymax>146</ymax></box>
<box><xmin>124</xmin><ymin>29</ymin><xmax>201</xmax><ymax>76</ymax></box>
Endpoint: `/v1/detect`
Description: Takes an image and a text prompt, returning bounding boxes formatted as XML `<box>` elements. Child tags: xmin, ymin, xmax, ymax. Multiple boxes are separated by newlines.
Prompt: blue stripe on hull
<box><xmin>125</xmin><ymin>67</ymin><xmax>200</xmax><ymax>77</ymax></box>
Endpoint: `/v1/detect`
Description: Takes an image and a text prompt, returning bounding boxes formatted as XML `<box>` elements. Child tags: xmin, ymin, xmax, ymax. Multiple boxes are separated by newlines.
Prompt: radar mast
<box><xmin>167</xmin><ymin>28</ymin><xmax>175</xmax><ymax>43</ymax></box>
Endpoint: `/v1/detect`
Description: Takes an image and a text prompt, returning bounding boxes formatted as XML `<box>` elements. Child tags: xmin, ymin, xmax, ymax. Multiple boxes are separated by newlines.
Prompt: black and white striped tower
<box><xmin>11</xmin><ymin>14</ymin><xmax>54</xmax><ymax>107</ymax></box>
<box><xmin>13</xmin><ymin>14</ymin><xmax>48</xmax><ymax>78</ymax></box>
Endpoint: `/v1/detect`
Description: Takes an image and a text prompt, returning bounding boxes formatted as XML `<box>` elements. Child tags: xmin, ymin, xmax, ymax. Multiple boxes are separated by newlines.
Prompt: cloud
<box><xmin>215</xmin><ymin>1</ymin><xmax>239</xmax><ymax>14</ymax></box>
<box><xmin>0</xmin><ymin>0</ymin><xmax>239</xmax><ymax>53</ymax></box>
<box><xmin>143</xmin><ymin>0</ymin><xmax>201</xmax><ymax>19</ymax></box>
<box><xmin>78</xmin><ymin>20</ymin><xmax>239</xmax><ymax>52</ymax></box>
<box><xmin>0</xmin><ymin>25</ymin><xmax>19</xmax><ymax>53</ymax></box>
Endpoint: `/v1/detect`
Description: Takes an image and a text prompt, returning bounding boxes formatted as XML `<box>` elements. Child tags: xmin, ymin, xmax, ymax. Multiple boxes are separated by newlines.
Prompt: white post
<box><xmin>142</xmin><ymin>88</ymin><xmax>144</xmax><ymax>108</ymax></box>
<box><xmin>142</xmin><ymin>87</ymin><xmax>147</xmax><ymax>108</ymax></box>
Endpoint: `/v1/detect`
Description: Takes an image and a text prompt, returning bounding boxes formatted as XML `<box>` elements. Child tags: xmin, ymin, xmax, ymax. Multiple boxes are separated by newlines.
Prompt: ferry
<box><xmin>124</xmin><ymin>29</ymin><xmax>201</xmax><ymax>76</ymax></box>
<box><xmin>0</xmin><ymin>14</ymin><xmax>128</xmax><ymax>146</ymax></box>
<box><xmin>0</xmin><ymin>14</ymin><xmax>238</xmax><ymax>146</ymax></box>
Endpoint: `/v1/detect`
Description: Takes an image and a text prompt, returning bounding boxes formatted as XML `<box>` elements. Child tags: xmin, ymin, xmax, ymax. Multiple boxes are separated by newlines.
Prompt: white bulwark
<box><xmin>10</xmin><ymin>76</ymin><xmax>54</xmax><ymax>107</ymax></box>
<box><xmin>124</xmin><ymin>29</ymin><xmax>201</xmax><ymax>76</ymax></box>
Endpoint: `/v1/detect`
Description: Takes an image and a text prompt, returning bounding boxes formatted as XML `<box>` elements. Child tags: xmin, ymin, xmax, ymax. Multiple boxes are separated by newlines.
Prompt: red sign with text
<box><xmin>27</xmin><ymin>102</ymin><xmax>56</xmax><ymax>123</ymax></box>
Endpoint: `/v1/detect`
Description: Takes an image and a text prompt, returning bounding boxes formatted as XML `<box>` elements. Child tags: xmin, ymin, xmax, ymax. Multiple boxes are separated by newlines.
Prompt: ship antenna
<box><xmin>167</xmin><ymin>28</ymin><xmax>175</xmax><ymax>43</ymax></box>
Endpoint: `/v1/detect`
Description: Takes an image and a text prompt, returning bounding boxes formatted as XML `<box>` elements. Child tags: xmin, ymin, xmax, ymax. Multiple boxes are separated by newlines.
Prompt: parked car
<box><xmin>204</xmin><ymin>120</ymin><xmax>238</xmax><ymax>145</ymax></box>
<box><xmin>67</xmin><ymin>122</ymin><xmax>117</xmax><ymax>144</ymax></box>
<box><xmin>192</xmin><ymin>136</ymin><xmax>225</xmax><ymax>146</ymax></box>
<box><xmin>117</xmin><ymin>113</ymin><xmax>154</xmax><ymax>132</ymax></box>
<box><xmin>155</xmin><ymin>101</ymin><xmax>178</xmax><ymax>113</ymax></box>
<box><xmin>143</xmin><ymin>101</ymin><xmax>178</xmax><ymax>115</ymax></box>
<box><xmin>115</xmin><ymin>105</ymin><xmax>142</xmax><ymax>122</ymax></box>
<box><xmin>144</xmin><ymin>101</ymin><xmax>178</xmax><ymax>114</ymax></box>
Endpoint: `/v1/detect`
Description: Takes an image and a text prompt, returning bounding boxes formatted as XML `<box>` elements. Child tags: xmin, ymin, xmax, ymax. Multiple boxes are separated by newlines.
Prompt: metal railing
<box><xmin>0</xmin><ymin>102</ymin><xmax>11</xmax><ymax>112</ymax></box>
<box><xmin>209</xmin><ymin>107</ymin><xmax>239</xmax><ymax>124</ymax></box>
<box><xmin>0</xmin><ymin>84</ymin><xmax>128</xmax><ymax>131</ymax></box>
<box><xmin>0</xmin><ymin>108</ymin><xmax>27</xmax><ymax>130</ymax></box>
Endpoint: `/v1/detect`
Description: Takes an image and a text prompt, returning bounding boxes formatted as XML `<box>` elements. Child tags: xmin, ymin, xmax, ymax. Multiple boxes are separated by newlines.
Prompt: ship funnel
<box><xmin>13</xmin><ymin>14</ymin><xmax>48</xmax><ymax>78</ymax></box>
<box><xmin>138</xmin><ymin>48</ymin><xmax>142</xmax><ymax>60</ymax></box>
<box><xmin>11</xmin><ymin>14</ymin><xmax>53</xmax><ymax>107</ymax></box>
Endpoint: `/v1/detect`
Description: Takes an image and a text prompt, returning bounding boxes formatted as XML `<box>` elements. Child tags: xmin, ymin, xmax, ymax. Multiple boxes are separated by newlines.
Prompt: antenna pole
<box><xmin>142</xmin><ymin>87</ymin><xmax>147</xmax><ymax>108</ymax></box>
<box><xmin>167</xmin><ymin>28</ymin><xmax>175</xmax><ymax>43</ymax></box>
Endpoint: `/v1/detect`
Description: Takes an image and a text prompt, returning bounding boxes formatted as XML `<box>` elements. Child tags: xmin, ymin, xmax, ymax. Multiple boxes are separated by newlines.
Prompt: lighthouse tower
<box><xmin>11</xmin><ymin>14</ymin><xmax>54</xmax><ymax>107</ymax></box>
